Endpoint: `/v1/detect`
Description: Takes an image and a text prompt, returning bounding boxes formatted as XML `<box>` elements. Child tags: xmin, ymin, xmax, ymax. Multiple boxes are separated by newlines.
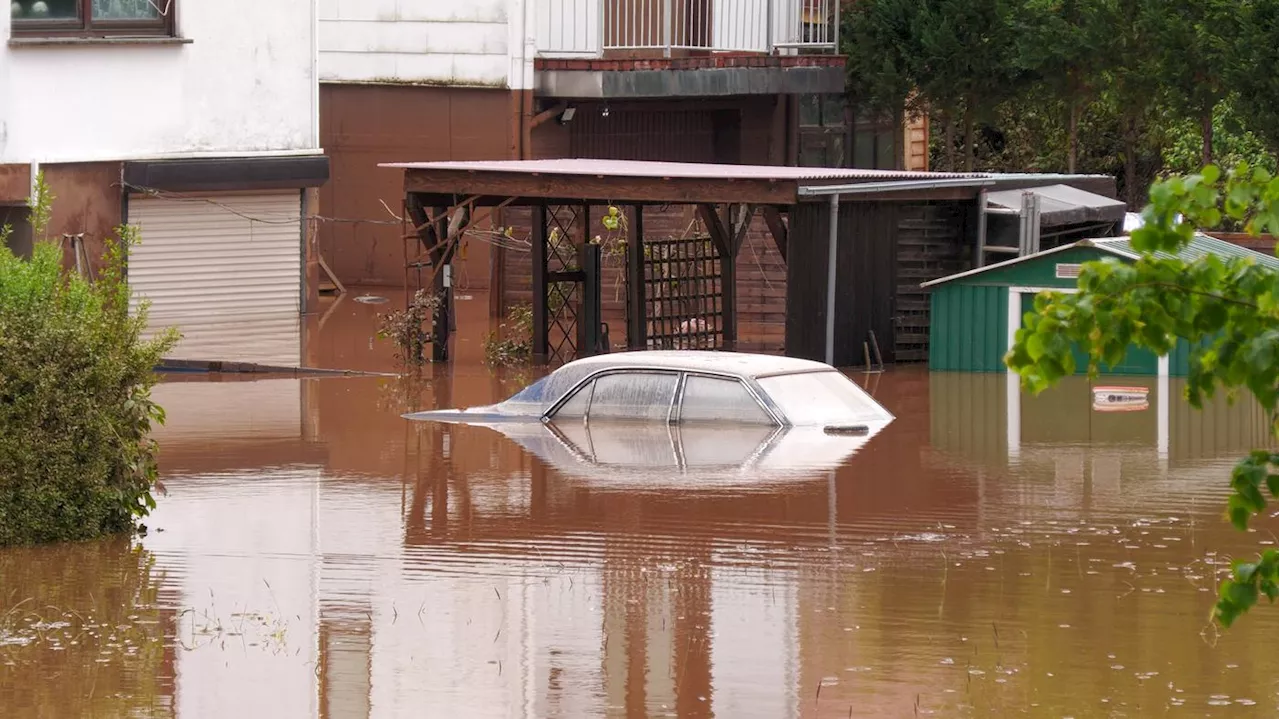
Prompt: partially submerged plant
<box><xmin>376</xmin><ymin>289</ymin><xmax>444</xmax><ymax>367</ymax></box>
<box><xmin>483</xmin><ymin>302</ymin><xmax>534</xmax><ymax>367</ymax></box>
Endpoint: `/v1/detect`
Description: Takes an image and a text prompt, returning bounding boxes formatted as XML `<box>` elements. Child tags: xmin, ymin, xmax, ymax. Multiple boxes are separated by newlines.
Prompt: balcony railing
<box><xmin>535</xmin><ymin>0</ymin><xmax>837</xmax><ymax>57</ymax></box>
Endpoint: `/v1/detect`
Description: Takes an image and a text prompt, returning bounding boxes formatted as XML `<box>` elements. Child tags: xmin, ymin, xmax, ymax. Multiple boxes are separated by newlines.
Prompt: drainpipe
<box><xmin>825</xmin><ymin>193</ymin><xmax>839</xmax><ymax>365</ymax></box>
<box><xmin>311</xmin><ymin>0</ymin><xmax>319</xmax><ymax>147</ymax></box>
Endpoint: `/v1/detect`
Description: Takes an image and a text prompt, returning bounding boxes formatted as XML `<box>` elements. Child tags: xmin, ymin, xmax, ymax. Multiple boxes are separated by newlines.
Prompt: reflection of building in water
<box><xmin>141</xmin><ymin>371</ymin><xmax>976</xmax><ymax>717</ymax></box>
<box><xmin>929</xmin><ymin>372</ymin><xmax>1273</xmax><ymax>512</ymax></box>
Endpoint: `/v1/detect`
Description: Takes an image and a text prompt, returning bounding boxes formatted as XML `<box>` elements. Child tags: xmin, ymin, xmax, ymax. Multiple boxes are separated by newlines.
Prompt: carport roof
<box><xmin>383</xmin><ymin>158</ymin><xmax>991</xmax><ymax>205</ymax></box>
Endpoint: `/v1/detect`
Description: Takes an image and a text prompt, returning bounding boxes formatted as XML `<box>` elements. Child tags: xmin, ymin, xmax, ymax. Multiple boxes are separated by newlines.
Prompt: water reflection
<box><xmin>1</xmin><ymin>367</ymin><xmax>1275</xmax><ymax>718</ymax></box>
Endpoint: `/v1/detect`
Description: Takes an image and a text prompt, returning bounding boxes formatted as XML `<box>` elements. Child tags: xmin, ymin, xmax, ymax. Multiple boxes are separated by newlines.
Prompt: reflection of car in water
<box><xmin>405</xmin><ymin>350</ymin><xmax>896</xmax><ymax>488</ymax></box>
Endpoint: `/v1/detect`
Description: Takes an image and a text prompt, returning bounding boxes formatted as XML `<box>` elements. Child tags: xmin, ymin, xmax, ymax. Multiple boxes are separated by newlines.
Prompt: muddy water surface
<box><xmin>1</xmin><ymin>368</ymin><xmax>1276</xmax><ymax>718</ymax></box>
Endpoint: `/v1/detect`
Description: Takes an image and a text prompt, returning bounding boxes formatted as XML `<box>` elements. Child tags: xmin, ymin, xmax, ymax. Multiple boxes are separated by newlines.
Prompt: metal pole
<box><xmin>974</xmin><ymin>188</ymin><xmax>988</xmax><ymax>267</ymax></box>
<box><xmin>825</xmin><ymin>193</ymin><xmax>839</xmax><ymax>365</ymax></box>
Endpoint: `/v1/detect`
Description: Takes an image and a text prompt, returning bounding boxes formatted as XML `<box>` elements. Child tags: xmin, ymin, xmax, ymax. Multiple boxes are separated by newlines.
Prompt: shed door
<box><xmin>127</xmin><ymin>190</ymin><xmax>303</xmax><ymax>366</ymax></box>
<box><xmin>1019</xmin><ymin>294</ymin><xmax>1156</xmax><ymax>375</ymax></box>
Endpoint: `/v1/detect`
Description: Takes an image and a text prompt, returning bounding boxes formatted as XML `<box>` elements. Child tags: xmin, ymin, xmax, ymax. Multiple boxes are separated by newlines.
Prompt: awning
<box><xmin>986</xmin><ymin>183</ymin><xmax>1126</xmax><ymax>228</ymax></box>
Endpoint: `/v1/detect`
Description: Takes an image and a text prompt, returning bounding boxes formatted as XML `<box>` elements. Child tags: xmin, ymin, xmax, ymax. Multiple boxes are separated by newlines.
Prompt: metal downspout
<box><xmin>825</xmin><ymin>193</ymin><xmax>839</xmax><ymax>365</ymax></box>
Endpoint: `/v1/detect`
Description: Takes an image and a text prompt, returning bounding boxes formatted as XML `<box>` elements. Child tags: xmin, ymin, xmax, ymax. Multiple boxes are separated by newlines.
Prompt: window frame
<box><xmin>542</xmin><ymin>367</ymin><xmax>784</xmax><ymax>427</ymax></box>
<box><xmin>10</xmin><ymin>0</ymin><xmax>176</xmax><ymax>39</ymax></box>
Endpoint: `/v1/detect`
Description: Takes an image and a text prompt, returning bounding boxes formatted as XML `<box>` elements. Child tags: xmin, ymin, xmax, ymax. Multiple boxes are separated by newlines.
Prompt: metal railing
<box><xmin>535</xmin><ymin>0</ymin><xmax>837</xmax><ymax>57</ymax></box>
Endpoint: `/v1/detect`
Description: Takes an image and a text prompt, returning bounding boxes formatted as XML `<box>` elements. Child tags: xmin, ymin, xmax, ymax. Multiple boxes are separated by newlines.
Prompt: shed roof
<box><xmin>921</xmin><ymin>233</ymin><xmax>1279</xmax><ymax>288</ymax></box>
<box><xmin>986</xmin><ymin>183</ymin><xmax>1126</xmax><ymax>227</ymax></box>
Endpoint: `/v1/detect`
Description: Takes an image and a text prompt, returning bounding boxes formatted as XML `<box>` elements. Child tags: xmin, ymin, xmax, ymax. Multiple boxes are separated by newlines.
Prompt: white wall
<box><xmin>0</xmin><ymin>0</ymin><xmax>319</xmax><ymax>164</ymax></box>
<box><xmin>318</xmin><ymin>0</ymin><xmax>512</xmax><ymax>87</ymax></box>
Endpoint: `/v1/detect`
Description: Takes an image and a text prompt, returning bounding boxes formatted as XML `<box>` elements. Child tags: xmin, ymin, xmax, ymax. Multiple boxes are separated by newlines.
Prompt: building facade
<box><xmin>317</xmin><ymin>0</ymin><xmax>930</xmax><ymax>349</ymax></box>
<box><xmin>1</xmin><ymin>0</ymin><xmax>328</xmax><ymax>365</ymax></box>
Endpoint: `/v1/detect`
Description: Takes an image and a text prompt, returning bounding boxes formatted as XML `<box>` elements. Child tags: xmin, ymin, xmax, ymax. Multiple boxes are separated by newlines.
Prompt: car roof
<box><xmin>556</xmin><ymin>350</ymin><xmax>833</xmax><ymax>379</ymax></box>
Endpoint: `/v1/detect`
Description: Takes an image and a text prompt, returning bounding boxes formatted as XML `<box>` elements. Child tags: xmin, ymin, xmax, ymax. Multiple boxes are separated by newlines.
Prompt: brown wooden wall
<box><xmin>319</xmin><ymin>84</ymin><xmax>511</xmax><ymax>287</ymax></box>
<box><xmin>785</xmin><ymin>200</ymin><xmax>972</xmax><ymax>367</ymax></box>
<box><xmin>501</xmin><ymin>97</ymin><xmax>791</xmax><ymax>353</ymax></box>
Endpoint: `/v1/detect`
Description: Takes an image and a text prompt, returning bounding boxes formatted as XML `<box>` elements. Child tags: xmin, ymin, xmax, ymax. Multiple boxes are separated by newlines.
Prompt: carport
<box><xmin>382</xmin><ymin>159</ymin><xmax>1095</xmax><ymax>367</ymax></box>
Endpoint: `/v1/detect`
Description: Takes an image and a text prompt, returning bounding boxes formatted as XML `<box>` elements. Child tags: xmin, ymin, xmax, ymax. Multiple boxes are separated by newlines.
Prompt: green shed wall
<box><xmin>927</xmin><ymin>246</ymin><xmax>1205</xmax><ymax>376</ymax></box>
<box><xmin>928</xmin><ymin>285</ymin><xmax>1008</xmax><ymax>371</ymax></box>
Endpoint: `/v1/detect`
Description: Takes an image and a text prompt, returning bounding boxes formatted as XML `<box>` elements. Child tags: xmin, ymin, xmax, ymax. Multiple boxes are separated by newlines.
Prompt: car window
<box><xmin>549</xmin><ymin>379</ymin><xmax>595</xmax><ymax>419</ymax></box>
<box><xmin>755</xmin><ymin>370</ymin><xmax>893</xmax><ymax>425</ymax></box>
<box><xmin>587</xmin><ymin>372</ymin><xmax>679</xmax><ymax>421</ymax></box>
<box><xmin>677</xmin><ymin>375</ymin><xmax>775</xmax><ymax>424</ymax></box>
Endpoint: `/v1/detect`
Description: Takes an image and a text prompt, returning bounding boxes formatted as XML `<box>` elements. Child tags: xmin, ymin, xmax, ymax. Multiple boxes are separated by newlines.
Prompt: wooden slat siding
<box><xmin>569</xmin><ymin>107</ymin><xmax>717</xmax><ymax>163</ymax></box>
<box><xmin>501</xmin><ymin>203</ymin><xmax>789</xmax><ymax>354</ymax></box>
<box><xmin>785</xmin><ymin>202</ymin><xmax>899</xmax><ymax>366</ymax></box>
<box><xmin>894</xmin><ymin>202</ymin><xmax>970</xmax><ymax>363</ymax></box>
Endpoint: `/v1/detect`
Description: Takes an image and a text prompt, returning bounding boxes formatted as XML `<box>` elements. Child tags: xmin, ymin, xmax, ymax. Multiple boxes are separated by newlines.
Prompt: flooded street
<box><xmin>2</xmin><ymin>339</ymin><xmax>1276</xmax><ymax>716</ymax></box>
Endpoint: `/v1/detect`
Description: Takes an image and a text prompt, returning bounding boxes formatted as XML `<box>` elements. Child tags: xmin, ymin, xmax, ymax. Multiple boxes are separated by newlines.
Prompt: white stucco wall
<box><xmin>0</xmin><ymin>0</ymin><xmax>319</xmax><ymax>164</ymax></box>
<box><xmin>318</xmin><ymin>0</ymin><xmax>512</xmax><ymax>87</ymax></box>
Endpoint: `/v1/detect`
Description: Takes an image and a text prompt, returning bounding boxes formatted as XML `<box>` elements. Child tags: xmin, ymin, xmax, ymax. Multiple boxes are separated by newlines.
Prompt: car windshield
<box><xmin>756</xmin><ymin>370</ymin><xmax>892</xmax><ymax>425</ymax></box>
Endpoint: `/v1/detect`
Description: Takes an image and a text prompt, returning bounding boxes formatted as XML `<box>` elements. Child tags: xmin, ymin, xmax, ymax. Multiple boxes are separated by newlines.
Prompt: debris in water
<box><xmin>354</xmin><ymin>295</ymin><xmax>389</xmax><ymax>304</ymax></box>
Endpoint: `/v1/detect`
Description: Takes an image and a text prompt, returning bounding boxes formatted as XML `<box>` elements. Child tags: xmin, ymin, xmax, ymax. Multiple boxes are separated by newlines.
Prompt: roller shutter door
<box><xmin>127</xmin><ymin>190</ymin><xmax>303</xmax><ymax>366</ymax></box>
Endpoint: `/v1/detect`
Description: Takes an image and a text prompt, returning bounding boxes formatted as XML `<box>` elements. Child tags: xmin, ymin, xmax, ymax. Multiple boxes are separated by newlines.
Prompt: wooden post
<box><xmin>431</xmin><ymin>206</ymin><xmax>449</xmax><ymax>363</ymax></box>
<box><xmin>576</xmin><ymin>203</ymin><xmax>590</xmax><ymax>356</ymax></box>
<box><xmin>532</xmin><ymin>202</ymin><xmax>549</xmax><ymax>364</ymax></box>
<box><xmin>697</xmin><ymin>203</ymin><xmax>736</xmax><ymax>351</ymax></box>
<box><xmin>627</xmin><ymin>204</ymin><xmax>646</xmax><ymax>349</ymax></box>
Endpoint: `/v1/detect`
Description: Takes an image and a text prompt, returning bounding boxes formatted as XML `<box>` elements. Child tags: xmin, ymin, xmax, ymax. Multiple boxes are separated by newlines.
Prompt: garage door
<box><xmin>127</xmin><ymin>190</ymin><xmax>303</xmax><ymax>366</ymax></box>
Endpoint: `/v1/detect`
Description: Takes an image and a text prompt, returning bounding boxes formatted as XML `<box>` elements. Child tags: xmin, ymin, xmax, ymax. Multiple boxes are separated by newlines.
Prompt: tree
<box><xmin>1148</xmin><ymin>0</ymin><xmax>1238</xmax><ymax>166</ymax></box>
<box><xmin>1012</xmin><ymin>0</ymin><xmax>1116</xmax><ymax>173</ymax></box>
<box><xmin>1219</xmin><ymin>0</ymin><xmax>1279</xmax><ymax>153</ymax></box>
<box><xmin>1005</xmin><ymin>162</ymin><xmax>1278</xmax><ymax>627</ymax></box>
<box><xmin>840</xmin><ymin>0</ymin><xmax>924</xmax><ymax>166</ymax></box>
<box><xmin>0</xmin><ymin>175</ymin><xmax>178</xmax><ymax>545</ymax></box>
<box><xmin>916</xmin><ymin>0</ymin><xmax>1023</xmax><ymax>171</ymax></box>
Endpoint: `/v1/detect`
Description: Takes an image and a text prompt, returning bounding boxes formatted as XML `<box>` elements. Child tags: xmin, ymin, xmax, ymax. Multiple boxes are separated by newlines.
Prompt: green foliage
<box><xmin>483</xmin><ymin>303</ymin><xmax>534</xmax><ymax>367</ymax></box>
<box><xmin>1005</xmin><ymin>163</ymin><xmax>1279</xmax><ymax>627</ymax></box>
<box><xmin>376</xmin><ymin>289</ymin><xmax>444</xmax><ymax>367</ymax></box>
<box><xmin>0</xmin><ymin>174</ymin><xmax>178</xmax><ymax>546</ymax></box>
<box><xmin>841</xmin><ymin>0</ymin><xmax>1278</xmax><ymax>197</ymax></box>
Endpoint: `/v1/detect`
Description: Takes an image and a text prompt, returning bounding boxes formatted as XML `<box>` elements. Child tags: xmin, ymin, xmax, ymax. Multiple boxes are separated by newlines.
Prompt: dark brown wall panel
<box><xmin>320</xmin><ymin>84</ymin><xmax>510</xmax><ymax>287</ymax></box>
<box><xmin>44</xmin><ymin>162</ymin><xmax>124</xmax><ymax>277</ymax></box>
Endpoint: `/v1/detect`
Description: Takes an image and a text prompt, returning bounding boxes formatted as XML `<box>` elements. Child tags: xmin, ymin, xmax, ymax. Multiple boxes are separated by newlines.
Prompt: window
<box><xmin>798</xmin><ymin>93</ymin><xmax>847</xmax><ymax>168</ymax></box>
<box><xmin>756</xmin><ymin>370</ymin><xmax>893</xmax><ymax>425</ymax></box>
<box><xmin>549</xmin><ymin>380</ymin><xmax>594</xmax><ymax>420</ymax></box>
<box><xmin>852</xmin><ymin>111</ymin><xmax>899</xmax><ymax>171</ymax></box>
<box><xmin>10</xmin><ymin>0</ymin><xmax>175</xmax><ymax>38</ymax></box>
<box><xmin>586</xmin><ymin>372</ymin><xmax>678</xmax><ymax>421</ymax></box>
<box><xmin>677</xmin><ymin>375</ymin><xmax>775</xmax><ymax>425</ymax></box>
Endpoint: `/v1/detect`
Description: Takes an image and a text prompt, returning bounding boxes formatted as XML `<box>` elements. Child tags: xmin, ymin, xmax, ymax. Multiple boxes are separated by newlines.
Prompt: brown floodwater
<box><xmin>1</xmin><ymin>360</ymin><xmax>1277</xmax><ymax>717</ymax></box>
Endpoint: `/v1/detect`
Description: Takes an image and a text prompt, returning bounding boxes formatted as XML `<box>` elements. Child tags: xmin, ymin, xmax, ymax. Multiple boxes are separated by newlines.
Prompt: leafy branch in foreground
<box><xmin>1005</xmin><ymin>162</ymin><xmax>1278</xmax><ymax>628</ymax></box>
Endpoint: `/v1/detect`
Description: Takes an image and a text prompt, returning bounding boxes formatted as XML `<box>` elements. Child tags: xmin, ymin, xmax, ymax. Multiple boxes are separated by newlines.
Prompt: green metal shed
<box><xmin>921</xmin><ymin>234</ymin><xmax>1278</xmax><ymax>376</ymax></box>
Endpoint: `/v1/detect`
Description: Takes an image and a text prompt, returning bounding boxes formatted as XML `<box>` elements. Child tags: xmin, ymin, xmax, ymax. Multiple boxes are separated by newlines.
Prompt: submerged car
<box><xmin>404</xmin><ymin>350</ymin><xmax>894</xmax><ymax>430</ymax></box>
<box><xmin>404</xmin><ymin>350</ymin><xmax>896</xmax><ymax>488</ymax></box>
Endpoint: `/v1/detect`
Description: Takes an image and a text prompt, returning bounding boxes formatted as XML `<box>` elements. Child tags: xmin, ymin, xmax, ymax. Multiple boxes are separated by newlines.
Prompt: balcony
<box><xmin>536</xmin><ymin>0</ymin><xmax>838</xmax><ymax>57</ymax></box>
<box><xmin>533</xmin><ymin>0</ymin><xmax>843</xmax><ymax>98</ymax></box>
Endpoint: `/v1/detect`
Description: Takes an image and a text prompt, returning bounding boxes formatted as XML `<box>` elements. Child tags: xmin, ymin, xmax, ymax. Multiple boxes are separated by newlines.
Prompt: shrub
<box><xmin>0</xmin><ymin>176</ymin><xmax>178</xmax><ymax>546</ymax></box>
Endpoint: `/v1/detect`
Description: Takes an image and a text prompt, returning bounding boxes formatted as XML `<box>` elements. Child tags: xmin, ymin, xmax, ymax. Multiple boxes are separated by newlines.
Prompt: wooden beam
<box><xmin>731</xmin><ymin>203</ymin><xmax>754</xmax><ymax>254</ymax></box>
<box><xmin>532</xmin><ymin>203</ymin><xmax>549</xmax><ymax>364</ymax></box>
<box><xmin>627</xmin><ymin>204</ymin><xmax>646</xmax><ymax>350</ymax></box>
<box><xmin>762</xmin><ymin>206</ymin><xmax>788</xmax><ymax>262</ymax></box>
<box><xmin>404</xmin><ymin>169</ymin><xmax>798</xmax><ymax>206</ymax></box>
<box><xmin>697</xmin><ymin>204</ymin><xmax>737</xmax><ymax>350</ymax></box>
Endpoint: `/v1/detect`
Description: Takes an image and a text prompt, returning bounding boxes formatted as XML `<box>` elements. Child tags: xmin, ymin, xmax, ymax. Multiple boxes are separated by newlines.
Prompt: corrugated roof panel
<box><xmin>1094</xmin><ymin>233</ymin><xmax>1280</xmax><ymax>270</ymax></box>
<box><xmin>380</xmin><ymin>158</ymin><xmax>987</xmax><ymax>182</ymax></box>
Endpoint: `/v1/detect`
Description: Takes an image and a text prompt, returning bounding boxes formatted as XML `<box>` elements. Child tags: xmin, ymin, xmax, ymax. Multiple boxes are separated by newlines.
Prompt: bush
<box><xmin>0</xmin><ymin>176</ymin><xmax>178</xmax><ymax>545</ymax></box>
